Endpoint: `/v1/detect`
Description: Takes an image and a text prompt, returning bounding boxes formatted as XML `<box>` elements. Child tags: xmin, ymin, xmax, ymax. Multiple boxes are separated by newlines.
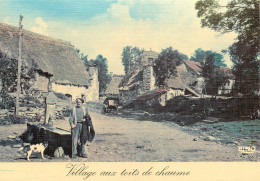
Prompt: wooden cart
<box><xmin>103</xmin><ymin>97</ymin><xmax>119</xmax><ymax>114</ymax></box>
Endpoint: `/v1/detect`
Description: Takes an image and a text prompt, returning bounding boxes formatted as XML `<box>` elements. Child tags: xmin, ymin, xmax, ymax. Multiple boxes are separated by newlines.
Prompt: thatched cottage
<box><xmin>0</xmin><ymin>23</ymin><xmax>99</xmax><ymax>102</ymax></box>
<box><xmin>104</xmin><ymin>75</ymin><xmax>124</xmax><ymax>98</ymax></box>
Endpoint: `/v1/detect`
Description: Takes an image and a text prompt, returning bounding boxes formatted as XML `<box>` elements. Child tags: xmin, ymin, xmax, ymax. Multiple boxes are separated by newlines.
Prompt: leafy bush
<box><xmin>0</xmin><ymin>88</ymin><xmax>15</xmax><ymax>109</ymax></box>
<box><xmin>0</xmin><ymin>102</ymin><xmax>5</xmax><ymax>109</ymax></box>
<box><xmin>5</xmin><ymin>114</ymin><xmax>26</xmax><ymax>124</ymax></box>
<box><xmin>0</xmin><ymin>114</ymin><xmax>41</xmax><ymax>125</ymax></box>
<box><xmin>23</xmin><ymin>94</ymin><xmax>41</xmax><ymax>104</ymax></box>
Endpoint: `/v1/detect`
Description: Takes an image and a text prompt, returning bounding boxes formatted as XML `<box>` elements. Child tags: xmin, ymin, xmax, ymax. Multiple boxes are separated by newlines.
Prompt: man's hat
<box><xmin>76</xmin><ymin>98</ymin><xmax>84</xmax><ymax>103</ymax></box>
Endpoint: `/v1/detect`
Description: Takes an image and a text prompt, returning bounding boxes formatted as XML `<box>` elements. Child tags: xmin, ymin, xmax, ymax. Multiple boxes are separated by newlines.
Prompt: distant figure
<box><xmin>44</xmin><ymin>91</ymin><xmax>57</xmax><ymax>125</ymax></box>
<box><xmin>69</xmin><ymin>98</ymin><xmax>95</xmax><ymax>158</ymax></box>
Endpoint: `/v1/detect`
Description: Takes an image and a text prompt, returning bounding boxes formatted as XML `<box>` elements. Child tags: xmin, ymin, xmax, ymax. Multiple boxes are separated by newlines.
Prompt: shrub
<box><xmin>0</xmin><ymin>88</ymin><xmax>15</xmax><ymax>109</ymax></box>
<box><xmin>3</xmin><ymin>114</ymin><xmax>41</xmax><ymax>125</ymax></box>
<box><xmin>6</xmin><ymin>114</ymin><xmax>26</xmax><ymax>124</ymax></box>
<box><xmin>23</xmin><ymin>94</ymin><xmax>41</xmax><ymax>104</ymax></box>
<box><xmin>0</xmin><ymin>102</ymin><xmax>5</xmax><ymax>109</ymax></box>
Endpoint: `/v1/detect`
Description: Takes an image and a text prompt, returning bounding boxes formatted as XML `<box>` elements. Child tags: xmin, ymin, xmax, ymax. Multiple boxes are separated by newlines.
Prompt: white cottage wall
<box><xmin>52</xmin><ymin>83</ymin><xmax>87</xmax><ymax>102</ymax></box>
<box><xmin>167</xmin><ymin>89</ymin><xmax>185</xmax><ymax>100</ymax></box>
<box><xmin>218</xmin><ymin>79</ymin><xmax>235</xmax><ymax>95</ymax></box>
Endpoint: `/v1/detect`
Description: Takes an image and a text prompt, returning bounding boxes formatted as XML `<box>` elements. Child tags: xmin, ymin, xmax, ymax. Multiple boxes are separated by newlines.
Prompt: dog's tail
<box><xmin>18</xmin><ymin>147</ymin><xmax>24</xmax><ymax>151</ymax></box>
<box><xmin>18</xmin><ymin>142</ymin><xmax>26</xmax><ymax>151</ymax></box>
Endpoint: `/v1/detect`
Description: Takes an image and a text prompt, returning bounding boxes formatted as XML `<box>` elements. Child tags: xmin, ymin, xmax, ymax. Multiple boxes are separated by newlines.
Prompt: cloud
<box><xmin>28</xmin><ymin>0</ymin><xmax>237</xmax><ymax>74</ymax></box>
<box><xmin>3</xmin><ymin>16</ymin><xmax>10</xmax><ymax>24</ymax></box>
<box><xmin>30</xmin><ymin>17</ymin><xmax>48</xmax><ymax>36</ymax></box>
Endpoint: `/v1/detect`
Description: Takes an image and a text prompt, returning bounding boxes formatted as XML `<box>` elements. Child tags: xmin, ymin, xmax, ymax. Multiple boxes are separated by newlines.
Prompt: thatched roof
<box><xmin>176</xmin><ymin>63</ymin><xmax>198</xmax><ymax>86</ymax></box>
<box><xmin>119</xmin><ymin>64</ymin><xmax>143</xmax><ymax>88</ymax></box>
<box><xmin>105</xmin><ymin>75</ymin><xmax>124</xmax><ymax>95</ymax></box>
<box><xmin>0</xmin><ymin>23</ymin><xmax>90</xmax><ymax>86</ymax></box>
<box><xmin>165</xmin><ymin>75</ymin><xmax>185</xmax><ymax>89</ymax></box>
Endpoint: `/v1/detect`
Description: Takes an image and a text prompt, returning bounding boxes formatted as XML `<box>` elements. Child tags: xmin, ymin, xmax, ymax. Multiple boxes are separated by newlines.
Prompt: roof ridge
<box><xmin>0</xmin><ymin>23</ymin><xmax>72</xmax><ymax>47</ymax></box>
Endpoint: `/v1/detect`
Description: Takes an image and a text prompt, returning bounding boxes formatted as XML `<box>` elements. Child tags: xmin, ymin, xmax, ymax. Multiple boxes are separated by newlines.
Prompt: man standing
<box><xmin>69</xmin><ymin>98</ymin><xmax>94</xmax><ymax>158</ymax></box>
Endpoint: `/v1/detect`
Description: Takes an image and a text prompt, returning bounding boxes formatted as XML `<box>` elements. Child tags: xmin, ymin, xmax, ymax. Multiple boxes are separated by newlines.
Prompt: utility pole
<box><xmin>15</xmin><ymin>14</ymin><xmax>23</xmax><ymax>115</ymax></box>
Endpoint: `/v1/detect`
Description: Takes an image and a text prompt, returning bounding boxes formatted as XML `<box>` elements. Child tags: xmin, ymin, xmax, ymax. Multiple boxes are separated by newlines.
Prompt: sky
<box><xmin>0</xmin><ymin>0</ymin><xmax>237</xmax><ymax>74</ymax></box>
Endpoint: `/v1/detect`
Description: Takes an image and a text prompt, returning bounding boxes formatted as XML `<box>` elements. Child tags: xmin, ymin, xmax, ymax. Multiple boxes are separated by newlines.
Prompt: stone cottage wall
<box><xmin>119</xmin><ymin>89</ymin><xmax>138</xmax><ymax>105</ymax></box>
<box><xmin>31</xmin><ymin>72</ymin><xmax>49</xmax><ymax>93</ymax></box>
<box><xmin>85</xmin><ymin>66</ymin><xmax>99</xmax><ymax>102</ymax></box>
<box><xmin>142</xmin><ymin>65</ymin><xmax>156</xmax><ymax>93</ymax></box>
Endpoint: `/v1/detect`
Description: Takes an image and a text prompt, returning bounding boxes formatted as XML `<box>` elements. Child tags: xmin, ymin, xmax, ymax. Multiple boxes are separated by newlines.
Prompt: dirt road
<box><xmin>0</xmin><ymin>110</ymin><xmax>259</xmax><ymax>162</ymax></box>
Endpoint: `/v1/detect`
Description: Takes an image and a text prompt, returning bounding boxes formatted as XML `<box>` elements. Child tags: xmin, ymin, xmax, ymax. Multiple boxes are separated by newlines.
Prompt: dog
<box><xmin>18</xmin><ymin>142</ymin><xmax>48</xmax><ymax>161</ymax></box>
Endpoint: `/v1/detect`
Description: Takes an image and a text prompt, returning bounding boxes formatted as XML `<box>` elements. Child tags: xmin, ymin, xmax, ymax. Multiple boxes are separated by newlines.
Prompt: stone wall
<box><xmin>86</xmin><ymin>66</ymin><xmax>99</xmax><ymax>102</ymax></box>
<box><xmin>119</xmin><ymin>89</ymin><xmax>138</xmax><ymax>105</ymax></box>
<box><xmin>30</xmin><ymin>72</ymin><xmax>49</xmax><ymax>93</ymax></box>
<box><xmin>142</xmin><ymin>65</ymin><xmax>156</xmax><ymax>93</ymax></box>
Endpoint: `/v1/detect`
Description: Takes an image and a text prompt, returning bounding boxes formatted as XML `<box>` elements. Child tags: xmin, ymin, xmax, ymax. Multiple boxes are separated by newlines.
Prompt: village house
<box><xmin>182</xmin><ymin>60</ymin><xmax>235</xmax><ymax>95</ymax></box>
<box><xmin>0</xmin><ymin>23</ymin><xmax>99</xmax><ymax>102</ymax></box>
<box><xmin>133</xmin><ymin>75</ymin><xmax>186</xmax><ymax>107</ymax></box>
<box><xmin>118</xmin><ymin>50</ymin><xmax>158</xmax><ymax>105</ymax></box>
<box><xmin>104</xmin><ymin>74</ymin><xmax>124</xmax><ymax>99</ymax></box>
<box><xmin>217</xmin><ymin>67</ymin><xmax>235</xmax><ymax>95</ymax></box>
<box><xmin>118</xmin><ymin>50</ymin><xmax>195</xmax><ymax>106</ymax></box>
<box><xmin>182</xmin><ymin>60</ymin><xmax>205</xmax><ymax>94</ymax></box>
<box><xmin>118</xmin><ymin>50</ymin><xmax>234</xmax><ymax>107</ymax></box>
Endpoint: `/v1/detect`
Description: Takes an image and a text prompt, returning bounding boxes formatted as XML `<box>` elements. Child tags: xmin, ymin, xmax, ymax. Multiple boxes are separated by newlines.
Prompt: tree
<box><xmin>94</xmin><ymin>55</ymin><xmax>112</xmax><ymax>94</ymax></box>
<box><xmin>195</xmin><ymin>0</ymin><xmax>260</xmax><ymax>96</ymax></box>
<box><xmin>154</xmin><ymin>47</ymin><xmax>184</xmax><ymax>86</ymax></box>
<box><xmin>191</xmin><ymin>48</ymin><xmax>227</xmax><ymax>67</ymax></box>
<box><xmin>121</xmin><ymin>46</ymin><xmax>142</xmax><ymax>74</ymax></box>
<box><xmin>180</xmin><ymin>52</ymin><xmax>189</xmax><ymax>60</ymax></box>
<box><xmin>76</xmin><ymin>49</ymin><xmax>111</xmax><ymax>94</ymax></box>
<box><xmin>76</xmin><ymin>48</ymin><xmax>89</xmax><ymax>67</ymax></box>
<box><xmin>0</xmin><ymin>52</ymin><xmax>37</xmax><ymax>107</ymax></box>
<box><xmin>200</xmin><ymin>54</ymin><xmax>229</xmax><ymax>95</ymax></box>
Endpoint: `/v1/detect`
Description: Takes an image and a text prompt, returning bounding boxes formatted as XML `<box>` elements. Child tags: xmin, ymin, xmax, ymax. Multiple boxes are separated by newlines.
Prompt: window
<box><xmin>148</xmin><ymin>58</ymin><xmax>153</xmax><ymax>63</ymax></box>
